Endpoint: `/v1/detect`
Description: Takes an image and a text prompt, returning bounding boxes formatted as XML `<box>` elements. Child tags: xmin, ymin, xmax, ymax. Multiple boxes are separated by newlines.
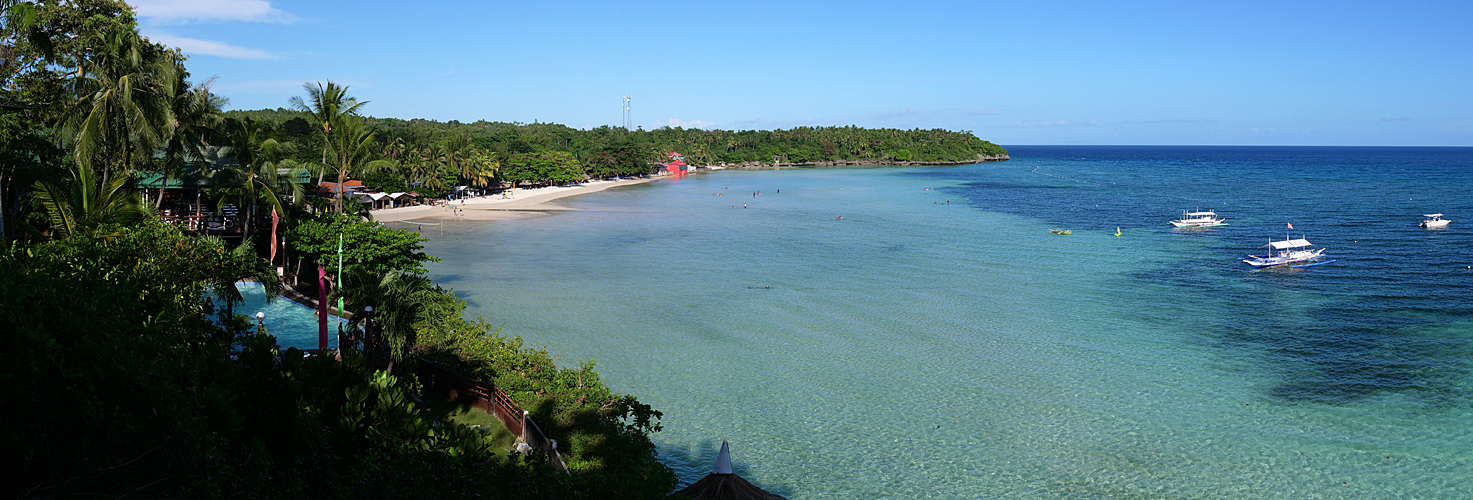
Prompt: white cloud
<box><xmin>661</xmin><ymin>118</ymin><xmax>716</xmax><ymax>129</ymax></box>
<box><xmin>729</xmin><ymin>117</ymin><xmax>828</xmax><ymax>130</ymax></box>
<box><xmin>965</xmin><ymin>108</ymin><xmax>1002</xmax><ymax>116</ymax></box>
<box><xmin>1123</xmin><ymin>118</ymin><xmax>1218</xmax><ymax>124</ymax></box>
<box><xmin>149</xmin><ymin>34</ymin><xmax>276</xmax><ymax>59</ymax></box>
<box><xmin>1000</xmin><ymin>119</ymin><xmax>1101</xmax><ymax>128</ymax></box>
<box><xmin>871</xmin><ymin>108</ymin><xmax>926</xmax><ymax>120</ymax></box>
<box><xmin>131</xmin><ymin>0</ymin><xmax>290</xmax><ymax>23</ymax></box>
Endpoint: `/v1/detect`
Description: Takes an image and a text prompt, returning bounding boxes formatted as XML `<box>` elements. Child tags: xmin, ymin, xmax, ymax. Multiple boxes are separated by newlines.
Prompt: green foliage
<box><xmin>502</xmin><ymin>151</ymin><xmax>584</xmax><ymax>186</ymax></box>
<box><xmin>30</xmin><ymin>159</ymin><xmax>149</xmax><ymax>238</ymax></box>
<box><xmin>5</xmin><ymin>4</ymin><xmax>677</xmax><ymax>496</ymax></box>
<box><xmin>203</xmin><ymin>237</ymin><xmax>280</xmax><ymax>336</ymax></box>
<box><xmin>361</xmin><ymin>169</ymin><xmax>407</xmax><ymax>193</ymax></box>
<box><xmin>0</xmin><ymin>221</ymin><xmax>574</xmax><ymax>498</ymax></box>
<box><xmin>415</xmin><ymin>319</ymin><xmax>678</xmax><ymax>499</ymax></box>
<box><xmin>1</xmin><ymin>0</ymin><xmax>143</xmax><ymax>112</ymax></box>
<box><xmin>339</xmin><ymin>268</ymin><xmax>463</xmax><ymax>363</ymax></box>
<box><xmin>223</xmin><ymin>111</ymin><xmax>1008</xmax><ymax>194</ymax></box>
<box><xmin>0</xmin><ymin>111</ymin><xmax>65</xmax><ymax>240</ymax></box>
<box><xmin>287</xmin><ymin>211</ymin><xmax>439</xmax><ymax>275</ymax></box>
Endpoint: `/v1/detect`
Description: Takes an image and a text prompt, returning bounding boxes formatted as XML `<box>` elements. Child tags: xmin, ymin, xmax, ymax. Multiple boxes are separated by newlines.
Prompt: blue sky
<box><xmin>131</xmin><ymin>0</ymin><xmax>1472</xmax><ymax>145</ymax></box>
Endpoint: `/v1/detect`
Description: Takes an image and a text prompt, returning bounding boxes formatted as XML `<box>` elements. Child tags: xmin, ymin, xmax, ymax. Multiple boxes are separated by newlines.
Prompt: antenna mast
<box><xmin>622</xmin><ymin>95</ymin><xmax>632</xmax><ymax>130</ymax></box>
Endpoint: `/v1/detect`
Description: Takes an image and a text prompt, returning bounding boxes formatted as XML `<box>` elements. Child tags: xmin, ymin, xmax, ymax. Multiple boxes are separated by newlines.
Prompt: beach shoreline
<box><xmin>370</xmin><ymin>176</ymin><xmax>659</xmax><ymax>223</ymax></box>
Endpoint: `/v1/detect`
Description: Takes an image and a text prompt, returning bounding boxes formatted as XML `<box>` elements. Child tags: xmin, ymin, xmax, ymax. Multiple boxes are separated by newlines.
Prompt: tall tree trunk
<box><xmin>241</xmin><ymin>195</ymin><xmax>252</xmax><ymax>246</ymax></box>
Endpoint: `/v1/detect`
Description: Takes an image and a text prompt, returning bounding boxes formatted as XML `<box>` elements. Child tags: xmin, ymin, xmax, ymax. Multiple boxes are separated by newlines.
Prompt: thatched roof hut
<box><xmin>673</xmin><ymin>440</ymin><xmax>785</xmax><ymax>500</ymax></box>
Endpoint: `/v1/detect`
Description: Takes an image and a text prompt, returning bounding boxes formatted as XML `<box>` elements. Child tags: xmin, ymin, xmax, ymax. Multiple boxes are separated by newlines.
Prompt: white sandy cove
<box><xmin>370</xmin><ymin>176</ymin><xmax>658</xmax><ymax>223</ymax></box>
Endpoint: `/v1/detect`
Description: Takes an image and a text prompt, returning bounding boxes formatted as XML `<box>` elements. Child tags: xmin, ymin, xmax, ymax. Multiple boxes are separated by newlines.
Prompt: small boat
<box><xmin>1171</xmin><ymin>210</ymin><xmax>1227</xmax><ymax>228</ymax></box>
<box><xmin>1420</xmin><ymin>213</ymin><xmax>1451</xmax><ymax>228</ymax></box>
<box><xmin>1242</xmin><ymin>236</ymin><xmax>1328</xmax><ymax>268</ymax></box>
<box><xmin>1049</xmin><ymin>229</ymin><xmax>1071</xmax><ymax>235</ymax></box>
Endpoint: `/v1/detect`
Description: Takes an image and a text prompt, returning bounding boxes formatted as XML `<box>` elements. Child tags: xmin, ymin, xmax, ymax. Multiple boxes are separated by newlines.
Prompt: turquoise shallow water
<box><xmin>421</xmin><ymin>147</ymin><xmax>1473</xmax><ymax>498</ymax></box>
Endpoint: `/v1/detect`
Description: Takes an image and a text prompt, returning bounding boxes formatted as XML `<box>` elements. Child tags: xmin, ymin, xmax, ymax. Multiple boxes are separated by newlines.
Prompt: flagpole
<box><xmin>317</xmin><ymin>263</ymin><xmax>328</xmax><ymax>351</ymax></box>
<box><xmin>337</xmin><ymin>233</ymin><xmax>345</xmax><ymax>351</ymax></box>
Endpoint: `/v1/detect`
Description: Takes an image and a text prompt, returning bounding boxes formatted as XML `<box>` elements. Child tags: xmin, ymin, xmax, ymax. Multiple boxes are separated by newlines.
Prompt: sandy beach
<box><xmin>370</xmin><ymin>176</ymin><xmax>658</xmax><ymax>223</ymax></box>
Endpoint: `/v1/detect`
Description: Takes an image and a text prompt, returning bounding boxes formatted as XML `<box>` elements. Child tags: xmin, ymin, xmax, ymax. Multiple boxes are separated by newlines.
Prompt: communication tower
<box><xmin>622</xmin><ymin>95</ymin><xmax>632</xmax><ymax>130</ymax></box>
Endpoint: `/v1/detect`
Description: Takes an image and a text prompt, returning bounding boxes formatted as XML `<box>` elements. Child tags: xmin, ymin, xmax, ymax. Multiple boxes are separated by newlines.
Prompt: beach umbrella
<box><xmin>673</xmin><ymin>440</ymin><xmax>786</xmax><ymax>500</ymax></box>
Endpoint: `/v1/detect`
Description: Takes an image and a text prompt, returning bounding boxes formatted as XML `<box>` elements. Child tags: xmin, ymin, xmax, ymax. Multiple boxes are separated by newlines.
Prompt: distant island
<box><xmin>228</xmin><ymin>108</ymin><xmax>1009</xmax><ymax>192</ymax></box>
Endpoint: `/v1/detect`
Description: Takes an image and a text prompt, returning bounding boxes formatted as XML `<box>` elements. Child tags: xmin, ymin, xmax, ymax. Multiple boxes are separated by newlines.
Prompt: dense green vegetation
<box><xmin>0</xmin><ymin>222</ymin><xmax>574</xmax><ymax>497</ymax></box>
<box><xmin>231</xmin><ymin>106</ymin><xmax>1011</xmax><ymax>187</ymax></box>
<box><xmin>1</xmin><ymin>1</ymin><xmax>1008</xmax><ymax>497</ymax></box>
<box><xmin>1</xmin><ymin>1</ymin><xmax>676</xmax><ymax>497</ymax></box>
<box><xmin>0</xmin><ymin>220</ymin><xmax>678</xmax><ymax>498</ymax></box>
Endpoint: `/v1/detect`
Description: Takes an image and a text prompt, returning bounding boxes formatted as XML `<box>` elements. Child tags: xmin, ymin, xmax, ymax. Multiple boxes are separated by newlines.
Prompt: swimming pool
<box><xmin>206</xmin><ymin>282</ymin><xmax>345</xmax><ymax>350</ymax></box>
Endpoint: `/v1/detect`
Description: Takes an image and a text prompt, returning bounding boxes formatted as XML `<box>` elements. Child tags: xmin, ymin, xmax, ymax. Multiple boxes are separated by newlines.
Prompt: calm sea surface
<box><xmin>419</xmin><ymin>146</ymin><xmax>1473</xmax><ymax>499</ymax></box>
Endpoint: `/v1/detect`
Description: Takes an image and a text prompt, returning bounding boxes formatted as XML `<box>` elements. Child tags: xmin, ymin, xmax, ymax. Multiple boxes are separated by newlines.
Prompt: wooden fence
<box><xmin>417</xmin><ymin>360</ymin><xmax>568</xmax><ymax>472</ymax></box>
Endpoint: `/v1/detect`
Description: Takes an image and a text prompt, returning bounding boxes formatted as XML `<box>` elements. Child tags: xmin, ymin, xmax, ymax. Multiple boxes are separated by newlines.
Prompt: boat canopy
<box><xmin>1268</xmin><ymin>238</ymin><xmax>1313</xmax><ymax>249</ymax></box>
<box><xmin>1185</xmin><ymin>211</ymin><xmax>1217</xmax><ymax>216</ymax></box>
<box><xmin>1424</xmin><ymin>213</ymin><xmax>1443</xmax><ymax>217</ymax></box>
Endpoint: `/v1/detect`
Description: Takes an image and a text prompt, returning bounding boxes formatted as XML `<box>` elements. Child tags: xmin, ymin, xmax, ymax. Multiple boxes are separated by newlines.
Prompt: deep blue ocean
<box><xmin>418</xmin><ymin>146</ymin><xmax>1472</xmax><ymax>498</ymax></box>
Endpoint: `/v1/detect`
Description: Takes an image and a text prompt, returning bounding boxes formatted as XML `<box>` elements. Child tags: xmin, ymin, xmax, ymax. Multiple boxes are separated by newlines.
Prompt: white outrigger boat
<box><xmin>1170</xmin><ymin>210</ymin><xmax>1227</xmax><ymax>228</ymax></box>
<box><xmin>1243</xmin><ymin>236</ymin><xmax>1330</xmax><ymax>268</ymax></box>
<box><xmin>1420</xmin><ymin>213</ymin><xmax>1451</xmax><ymax>228</ymax></box>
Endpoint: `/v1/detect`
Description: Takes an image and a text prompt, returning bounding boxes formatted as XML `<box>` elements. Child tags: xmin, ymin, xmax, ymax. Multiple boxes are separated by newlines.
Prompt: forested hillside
<box><xmin>229</xmin><ymin>108</ymin><xmax>1009</xmax><ymax>168</ymax></box>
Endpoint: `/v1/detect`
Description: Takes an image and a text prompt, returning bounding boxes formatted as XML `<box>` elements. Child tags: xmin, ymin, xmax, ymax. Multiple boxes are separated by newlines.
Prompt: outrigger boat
<box><xmin>1170</xmin><ymin>210</ymin><xmax>1227</xmax><ymax>228</ymax></box>
<box><xmin>1420</xmin><ymin>213</ymin><xmax>1452</xmax><ymax>228</ymax></box>
<box><xmin>1242</xmin><ymin>236</ymin><xmax>1329</xmax><ymax>268</ymax></box>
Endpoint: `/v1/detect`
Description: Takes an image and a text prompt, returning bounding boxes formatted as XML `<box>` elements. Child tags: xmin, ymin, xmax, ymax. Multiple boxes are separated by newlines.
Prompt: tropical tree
<box><xmin>30</xmin><ymin>159</ymin><xmax>148</xmax><ymax>238</ymax></box>
<box><xmin>288</xmin><ymin>80</ymin><xmax>367</xmax><ymax>212</ymax></box>
<box><xmin>153</xmin><ymin>74</ymin><xmax>227</xmax><ymax>207</ymax></box>
<box><xmin>0</xmin><ymin>111</ymin><xmax>63</xmax><ymax>242</ymax></box>
<box><xmin>501</xmin><ymin>152</ymin><xmax>583</xmax><ymax>187</ymax></box>
<box><xmin>212</xmin><ymin>116</ymin><xmax>307</xmax><ymax>238</ymax></box>
<box><xmin>321</xmin><ymin>117</ymin><xmax>395</xmax><ymax>211</ymax></box>
<box><xmin>202</xmin><ymin>236</ymin><xmax>281</xmax><ymax>337</ymax></box>
<box><xmin>59</xmin><ymin>26</ymin><xmax>176</xmax><ymax>188</ymax></box>
<box><xmin>339</xmin><ymin>268</ymin><xmax>460</xmax><ymax>364</ymax></box>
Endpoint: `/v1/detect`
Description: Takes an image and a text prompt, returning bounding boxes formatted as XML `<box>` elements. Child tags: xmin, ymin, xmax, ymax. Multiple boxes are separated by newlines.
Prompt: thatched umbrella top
<box><xmin>673</xmin><ymin>441</ymin><xmax>786</xmax><ymax>500</ymax></box>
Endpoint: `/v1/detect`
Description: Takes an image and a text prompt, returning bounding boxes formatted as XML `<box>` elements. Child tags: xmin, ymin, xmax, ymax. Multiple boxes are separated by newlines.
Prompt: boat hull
<box><xmin>1170</xmin><ymin>221</ymin><xmax>1228</xmax><ymax>228</ymax></box>
<box><xmin>1420</xmin><ymin>220</ymin><xmax>1451</xmax><ymax>228</ymax></box>
<box><xmin>1242</xmin><ymin>248</ymin><xmax>1328</xmax><ymax>267</ymax></box>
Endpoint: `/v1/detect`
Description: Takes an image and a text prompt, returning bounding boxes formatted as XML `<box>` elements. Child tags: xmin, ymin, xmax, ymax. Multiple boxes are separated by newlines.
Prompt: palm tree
<box><xmin>211</xmin><ymin>117</ymin><xmax>308</xmax><ymax>241</ymax></box>
<box><xmin>320</xmin><ymin>117</ymin><xmax>395</xmax><ymax>211</ymax></box>
<box><xmin>154</xmin><ymin>74</ymin><xmax>227</xmax><ymax>208</ymax></box>
<box><xmin>30</xmin><ymin>160</ymin><xmax>149</xmax><ymax>238</ymax></box>
<box><xmin>339</xmin><ymin>268</ymin><xmax>457</xmax><ymax>365</ymax></box>
<box><xmin>59</xmin><ymin>27</ymin><xmax>175</xmax><ymax>188</ymax></box>
<box><xmin>203</xmin><ymin>236</ymin><xmax>281</xmax><ymax>340</ymax></box>
<box><xmin>288</xmin><ymin>80</ymin><xmax>367</xmax><ymax>213</ymax></box>
<box><xmin>469</xmin><ymin>151</ymin><xmax>500</xmax><ymax>191</ymax></box>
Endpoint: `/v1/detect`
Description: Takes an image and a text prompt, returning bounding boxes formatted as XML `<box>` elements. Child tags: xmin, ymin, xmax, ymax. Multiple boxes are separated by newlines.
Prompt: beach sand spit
<box><xmin>370</xmin><ymin>177</ymin><xmax>657</xmax><ymax>222</ymax></box>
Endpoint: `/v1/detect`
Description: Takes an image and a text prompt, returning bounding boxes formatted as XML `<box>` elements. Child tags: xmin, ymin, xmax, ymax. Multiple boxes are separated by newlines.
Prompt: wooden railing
<box><xmin>417</xmin><ymin>360</ymin><xmax>567</xmax><ymax>472</ymax></box>
<box><xmin>159</xmin><ymin>214</ymin><xmax>244</xmax><ymax>232</ymax></box>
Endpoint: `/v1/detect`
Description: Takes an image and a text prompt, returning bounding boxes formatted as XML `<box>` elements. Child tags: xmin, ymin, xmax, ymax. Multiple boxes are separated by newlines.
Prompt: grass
<box><xmin>421</xmin><ymin>393</ymin><xmax>520</xmax><ymax>453</ymax></box>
